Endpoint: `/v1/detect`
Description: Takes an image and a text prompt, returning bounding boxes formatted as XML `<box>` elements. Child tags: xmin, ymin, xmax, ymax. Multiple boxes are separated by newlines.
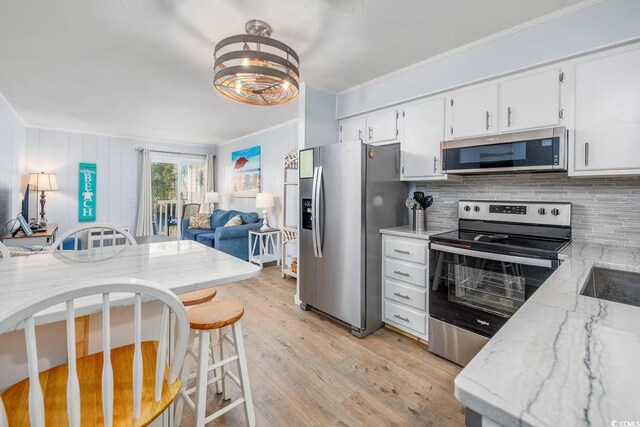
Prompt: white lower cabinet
<box><xmin>382</xmin><ymin>234</ymin><xmax>429</xmax><ymax>341</ymax></box>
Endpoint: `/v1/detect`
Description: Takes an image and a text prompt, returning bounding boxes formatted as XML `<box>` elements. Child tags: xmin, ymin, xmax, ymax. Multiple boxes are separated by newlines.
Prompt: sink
<box><xmin>580</xmin><ymin>267</ymin><xmax>640</xmax><ymax>308</ymax></box>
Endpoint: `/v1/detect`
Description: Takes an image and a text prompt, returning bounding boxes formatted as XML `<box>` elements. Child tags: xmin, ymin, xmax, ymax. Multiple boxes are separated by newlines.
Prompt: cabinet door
<box><xmin>401</xmin><ymin>98</ymin><xmax>445</xmax><ymax>179</ymax></box>
<box><xmin>339</xmin><ymin>116</ymin><xmax>365</xmax><ymax>143</ymax></box>
<box><xmin>450</xmin><ymin>84</ymin><xmax>498</xmax><ymax>139</ymax></box>
<box><xmin>499</xmin><ymin>68</ymin><xmax>561</xmax><ymax>133</ymax></box>
<box><xmin>574</xmin><ymin>47</ymin><xmax>640</xmax><ymax>173</ymax></box>
<box><xmin>366</xmin><ymin>109</ymin><xmax>398</xmax><ymax>143</ymax></box>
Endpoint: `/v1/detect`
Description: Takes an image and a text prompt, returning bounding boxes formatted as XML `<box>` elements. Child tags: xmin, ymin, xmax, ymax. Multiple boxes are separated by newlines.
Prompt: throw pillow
<box><xmin>224</xmin><ymin>215</ymin><xmax>243</xmax><ymax>227</ymax></box>
<box><xmin>188</xmin><ymin>213</ymin><xmax>211</xmax><ymax>229</ymax></box>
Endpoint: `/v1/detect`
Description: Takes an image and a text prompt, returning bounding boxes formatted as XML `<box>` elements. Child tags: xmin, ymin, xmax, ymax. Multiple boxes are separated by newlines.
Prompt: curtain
<box><xmin>201</xmin><ymin>154</ymin><xmax>216</xmax><ymax>212</ymax></box>
<box><xmin>135</xmin><ymin>149</ymin><xmax>153</xmax><ymax>236</ymax></box>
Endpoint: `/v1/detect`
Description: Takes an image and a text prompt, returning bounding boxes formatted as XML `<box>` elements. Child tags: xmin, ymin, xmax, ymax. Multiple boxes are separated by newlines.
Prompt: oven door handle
<box><xmin>429</xmin><ymin>243</ymin><xmax>554</xmax><ymax>268</ymax></box>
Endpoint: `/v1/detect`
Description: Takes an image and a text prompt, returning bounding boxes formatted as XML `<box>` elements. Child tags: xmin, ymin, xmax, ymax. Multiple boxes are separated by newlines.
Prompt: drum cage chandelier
<box><xmin>213</xmin><ymin>20</ymin><xmax>300</xmax><ymax>106</ymax></box>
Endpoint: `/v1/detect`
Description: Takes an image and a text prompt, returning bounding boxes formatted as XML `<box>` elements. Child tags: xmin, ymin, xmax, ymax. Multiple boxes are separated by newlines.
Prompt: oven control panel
<box><xmin>459</xmin><ymin>201</ymin><xmax>571</xmax><ymax>226</ymax></box>
<box><xmin>489</xmin><ymin>204</ymin><xmax>527</xmax><ymax>215</ymax></box>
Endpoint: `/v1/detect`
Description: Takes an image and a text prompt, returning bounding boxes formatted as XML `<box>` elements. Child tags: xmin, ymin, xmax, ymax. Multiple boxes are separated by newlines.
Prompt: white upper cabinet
<box><xmin>366</xmin><ymin>109</ymin><xmax>399</xmax><ymax>144</ymax></box>
<box><xmin>449</xmin><ymin>84</ymin><xmax>499</xmax><ymax>139</ymax></box>
<box><xmin>572</xmin><ymin>45</ymin><xmax>640</xmax><ymax>175</ymax></box>
<box><xmin>499</xmin><ymin>68</ymin><xmax>562</xmax><ymax>133</ymax></box>
<box><xmin>401</xmin><ymin>98</ymin><xmax>446</xmax><ymax>180</ymax></box>
<box><xmin>339</xmin><ymin>116</ymin><xmax>365</xmax><ymax>143</ymax></box>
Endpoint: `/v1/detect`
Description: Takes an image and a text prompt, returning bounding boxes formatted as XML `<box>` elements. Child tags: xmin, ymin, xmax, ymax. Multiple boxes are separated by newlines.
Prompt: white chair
<box><xmin>0</xmin><ymin>277</ymin><xmax>190</xmax><ymax>427</ymax></box>
<box><xmin>51</xmin><ymin>223</ymin><xmax>137</xmax><ymax>252</ymax></box>
<box><xmin>0</xmin><ymin>242</ymin><xmax>10</xmax><ymax>260</ymax></box>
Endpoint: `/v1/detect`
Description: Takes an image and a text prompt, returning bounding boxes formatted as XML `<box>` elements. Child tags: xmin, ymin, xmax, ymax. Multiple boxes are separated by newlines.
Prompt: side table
<box><xmin>248</xmin><ymin>229</ymin><xmax>281</xmax><ymax>269</ymax></box>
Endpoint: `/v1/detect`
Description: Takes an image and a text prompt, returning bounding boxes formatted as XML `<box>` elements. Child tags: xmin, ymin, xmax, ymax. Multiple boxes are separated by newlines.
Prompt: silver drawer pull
<box><xmin>394</xmin><ymin>314</ymin><xmax>410</xmax><ymax>322</ymax></box>
<box><xmin>394</xmin><ymin>249</ymin><xmax>410</xmax><ymax>254</ymax></box>
<box><xmin>393</xmin><ymin>292</ymin><xmax>410</xmax><ymax>300</ymax></box>
<box><xmin>394</xmin><ymin>270</ymin><xmax>410</xmax><ymax>277</ymax></box>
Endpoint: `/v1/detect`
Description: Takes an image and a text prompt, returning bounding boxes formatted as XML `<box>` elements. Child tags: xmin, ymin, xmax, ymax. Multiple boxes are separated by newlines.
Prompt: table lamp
<box><xmin>205</xmin><ymin>191</ymin><xmax>219</xmax><ymax>212</ymax></box>
<box><xmin>255</xmin><ymin>192</ymin><xmax>274</xmax><ymax>231</ymax></box>
<box><xmin>29</xmin><ymin>172</ymin><xmax>59</xmax><ymax>224</ymax></box>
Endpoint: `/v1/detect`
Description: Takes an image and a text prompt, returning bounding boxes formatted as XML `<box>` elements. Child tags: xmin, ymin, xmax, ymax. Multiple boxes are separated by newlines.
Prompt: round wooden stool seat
<box><xmin>179</xmin><ymin>288</ymin><xmax>218</xmax><ymax>307</ymax></box>
<box><xmin>188</xmin><ymin>300</ymin><xmax>244</xmax><ymax>330</ymax></box>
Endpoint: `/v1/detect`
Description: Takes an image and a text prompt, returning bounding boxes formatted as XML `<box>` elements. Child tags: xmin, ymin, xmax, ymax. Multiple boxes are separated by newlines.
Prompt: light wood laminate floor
<box><xmin>179</xmin><ymin>266</ymin><xmax>465</xmax><ymax>426</ymax></box>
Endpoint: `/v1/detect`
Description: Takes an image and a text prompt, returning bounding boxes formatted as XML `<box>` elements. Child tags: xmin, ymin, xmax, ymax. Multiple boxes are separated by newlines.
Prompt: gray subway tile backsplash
<box><xmin>415</xmin><ymin>173</ymin><xmax>640</xmax><ymax>247</ymax></box>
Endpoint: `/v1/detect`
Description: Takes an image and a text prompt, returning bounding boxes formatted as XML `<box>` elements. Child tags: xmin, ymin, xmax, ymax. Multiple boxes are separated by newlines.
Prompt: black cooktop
<box><xmin>430</xmin><ymin>229</ymin><xmax>570</xmax><ymax>259</ymax></box>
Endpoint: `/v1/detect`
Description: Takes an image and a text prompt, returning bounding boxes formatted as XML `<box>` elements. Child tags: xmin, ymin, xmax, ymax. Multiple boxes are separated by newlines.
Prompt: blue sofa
<box><xmin>181</xmin><ymin>209</ymin><xmax>262</xmax><ymax>260</ymax></box>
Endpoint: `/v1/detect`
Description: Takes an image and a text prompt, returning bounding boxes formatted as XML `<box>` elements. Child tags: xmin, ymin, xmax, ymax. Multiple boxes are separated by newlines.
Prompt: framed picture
<box><xmin>231</xmin><ymin>146</ymin><xmax>261</xmax><ymax>198</ymax></box>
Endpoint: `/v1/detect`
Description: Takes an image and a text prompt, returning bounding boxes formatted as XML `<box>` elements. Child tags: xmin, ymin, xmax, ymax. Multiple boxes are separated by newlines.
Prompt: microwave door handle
<box><xmin>311</xmin><ymin>167</ymin><xmax>319</xmax><ymax>257</ymax></box>
<box><xmin>429</xmin><ymin>243</ymin><xmax>554</xmax><ymax>268</ymax></box>
<box><xmin>316</xmin><ymin>166</ymin><xmax>324</xmax><ymax>258</ymax></box>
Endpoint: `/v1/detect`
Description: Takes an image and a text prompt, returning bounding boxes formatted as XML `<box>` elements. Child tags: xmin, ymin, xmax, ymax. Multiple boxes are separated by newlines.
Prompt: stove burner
<box><xmin>474</xmin><ymin>234</ymin><xmax>509</xmax><ymax>243</ymax></box>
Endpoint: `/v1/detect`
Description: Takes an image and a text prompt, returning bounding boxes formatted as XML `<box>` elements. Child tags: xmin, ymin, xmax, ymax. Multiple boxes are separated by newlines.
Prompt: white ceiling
<box><xmin>0</xmin><ymin>0</ymin><xmax>584</xmax><ymax>145</ymax></box>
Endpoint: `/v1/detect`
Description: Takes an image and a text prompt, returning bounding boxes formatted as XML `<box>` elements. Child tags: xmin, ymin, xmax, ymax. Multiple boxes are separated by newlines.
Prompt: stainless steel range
<box><xmin>428</xmin><ymin>200</ymin><xmax>571</xmax><ymax>366</ymax></box>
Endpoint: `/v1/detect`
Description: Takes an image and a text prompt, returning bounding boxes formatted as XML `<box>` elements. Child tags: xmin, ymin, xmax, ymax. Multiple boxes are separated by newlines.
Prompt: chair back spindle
<box><xmin>0</xmin><ymin>278</ymin><xmax>190</xmax><ymax>426</ymax></box>
<box><xmin>51</xmin><ymin>224</ymin><xmax>137</xmax><ymax>252</ymax></box>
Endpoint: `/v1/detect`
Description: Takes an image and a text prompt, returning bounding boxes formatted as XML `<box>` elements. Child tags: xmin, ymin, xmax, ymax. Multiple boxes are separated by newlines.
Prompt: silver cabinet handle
<box><xmin>433</xmin><ymin>156</ymin><xmax>438</xmax><ymax>173</ymax></box>
<box><xmin>585</xmin><ymin>142</ymin><xmax>589</xmax><ymax>166</ymax></box>
<box><xmin>368</xmin><ymin>127</ymin><xmax>373</xmax><ymax>140</ymax></box>
<box><xmin>507</xmin><ymin>107</ymin><xmax>512</xmax><ymax>127</ymax></box>
<box><xmin>394</xmin><ymin>314</ymin><xmax>410</xmax><ymax>322</ymax></box>
<box><xmin>394</xmin><ymin>249</ymin><xmax>410</xmax><ymax>254</ymax></box>
<box><xmin>393</xmin><ymin>292</ymin><xmax>410</xmax><ymax>300</ymax></box>
<box><xmin>358</xmin><ymin>129</ymin><xmax>363</xmax><ymax>141</ymax></box>
<box><xmin>394</xmin><ymin>270</ymin><xmax>410</xmax><ymax>277</ymax></box>
<box><xmin>486</xmin><ymin>111</ymin><xmax>490</xmax><ymax>130</ymax></box>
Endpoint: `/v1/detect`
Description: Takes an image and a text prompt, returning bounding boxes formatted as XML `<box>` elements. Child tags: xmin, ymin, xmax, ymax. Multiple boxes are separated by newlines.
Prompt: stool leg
<box><xmin>220</xmin><ymin>326</ymin><xmax>230</xmax><ymax>401</ymax></box>
<box><xmin>194</xmin><ymin>330</ymin><xmax>210</xmax><ymax>426</ymax></box>
<box><xmin>174</xmin><ymin>330</ymin><xmax>195</xmax><ymax>426</ymax></box>
<box><xmin>209</xmin><ymin>329</ymin><xmax>223</xmax><ymax>394</ymax></box>
<box><xmin>232</xmin><ymin>322</ymin><xmax>256</xmax><ymax>427</ymax></box>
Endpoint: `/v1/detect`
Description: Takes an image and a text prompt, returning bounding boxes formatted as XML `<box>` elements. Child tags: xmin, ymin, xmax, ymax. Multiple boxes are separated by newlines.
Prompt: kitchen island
<box><xmin>0</xmin><ymin>240</ymin><xmax>260</xmax><ymax>389</ymax></box>
<box><xmin>455</xmin><ymin>242</ymin><xmax>640</xmax><ymax>426</ymax></box>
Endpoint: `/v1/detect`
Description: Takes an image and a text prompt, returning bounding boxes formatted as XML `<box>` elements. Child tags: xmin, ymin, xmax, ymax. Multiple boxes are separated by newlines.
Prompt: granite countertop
<box><xmin>380</xmin><ymin>225</ymin><xmax>454</xmax><ymax>240</ymax></box>
<box><xmin>455</xmin><ymin>241</ymin><xmax>640</xmax><ymax>426</ymax></box>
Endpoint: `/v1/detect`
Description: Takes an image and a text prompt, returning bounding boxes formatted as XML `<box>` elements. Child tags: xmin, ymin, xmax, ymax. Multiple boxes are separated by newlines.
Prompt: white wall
<box><xmin>24</xmin><ymin>128</ymin><xmax>215</xmax><ymax>234</ymax></box>
<box><xmin>0</xmin><ymin>94</ymin><xmax>26</xmax><ymax>236</ymax></box>
<box><xmin>337</xmin><ymin>0</ymin><xmax>640</xmax><ymax>118</ymax></box>
<box><xmin>215</xmin><ymin>120</ymin><xmax>298</xmax><ymax>229</ymax></box>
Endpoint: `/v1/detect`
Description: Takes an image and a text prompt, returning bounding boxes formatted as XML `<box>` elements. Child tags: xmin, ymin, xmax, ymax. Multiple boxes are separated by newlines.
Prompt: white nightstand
<box><xmin>248</xmin><ymin>229</ymin><xmax>281</xmax><ymax>269</ymax></box>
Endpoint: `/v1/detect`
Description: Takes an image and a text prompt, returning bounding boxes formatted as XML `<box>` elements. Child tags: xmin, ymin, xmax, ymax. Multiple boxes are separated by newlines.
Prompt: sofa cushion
<box><xmin>239</xmin><ymin>211</ymin><xmax>259</xmax><ymax>224</ymax></box>
<box><xmin>182</xmin><ymin>227</ymin><xmax>210</xmax><ymax>241</ymax></box>
<box><xmin>211</xmin><ymin>209</ymin><xmax>232</xmax><ymax>229</ymax></box>
<box><xmin>195</xmin><ymin>232</ymin><xmax>216</xmax><ymax>247</ymax></box>
<box><xmin>224</xmin><ymin>215</ymin><xmax>243</xmax><ymax>227</ymax></box>
<box><xmin>188</xmin><ymin>213</ymin><xmax>211</xmax><ymax>229</ymax></box>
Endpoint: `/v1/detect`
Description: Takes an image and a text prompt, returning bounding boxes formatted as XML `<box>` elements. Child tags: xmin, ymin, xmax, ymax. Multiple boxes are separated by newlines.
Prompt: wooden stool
<box><xmin>179</xmin><ymin>288</ymin><xmax>218</xmax><ymax>307</ymax></box>
<box><xmin>174</xmin><ymin>300</ymin><xmax>255</xmax><ymax>427</ymax></box>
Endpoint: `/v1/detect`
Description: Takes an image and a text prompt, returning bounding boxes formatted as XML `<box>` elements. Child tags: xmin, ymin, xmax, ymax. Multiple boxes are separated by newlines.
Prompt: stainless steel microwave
<box><xmin>441</xmin><ymin>127</ymin><xmax>567</xmax><ymax>174</ymax></box>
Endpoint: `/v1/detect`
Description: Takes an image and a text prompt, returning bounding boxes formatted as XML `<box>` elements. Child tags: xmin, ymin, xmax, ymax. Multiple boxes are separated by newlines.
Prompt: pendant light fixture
<box><xmin>213</xmin><ymin>20</ymin><xmax>300</xmax><ymax>106</ymax></box>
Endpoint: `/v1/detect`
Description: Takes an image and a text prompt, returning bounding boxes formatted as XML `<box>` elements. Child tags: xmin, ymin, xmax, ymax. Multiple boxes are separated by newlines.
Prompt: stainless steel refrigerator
<box><xmin>299</xmin><ymin>140</ymin><xmax>408</xmax><ymax>337</ymax></box>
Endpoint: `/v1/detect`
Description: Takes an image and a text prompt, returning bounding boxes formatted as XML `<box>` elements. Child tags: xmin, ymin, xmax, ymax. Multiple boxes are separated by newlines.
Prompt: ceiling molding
<box><xmin>0</xmin><ymin>91</ymin><xmax>26</xmax><ymax>126</ymax></box>
<box><xmin>217</xmin><ymin>118</ymin><xmax>298</xmax><ymax>147</ymax></box>
<box><xmin>26</xmin><ymin>124</ymin><xmax>216</xmax><ymax>148</ymax></box>
<box><xmin>337</xmin><ymin>0</ymin><xmax>602</xmax><ymax>96</ymax></box>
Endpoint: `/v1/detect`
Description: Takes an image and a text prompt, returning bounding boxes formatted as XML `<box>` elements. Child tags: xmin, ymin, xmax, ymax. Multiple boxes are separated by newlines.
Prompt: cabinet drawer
<box><xmin>385</xmin><ymin>237</ymin><xmax>427</xmax><ymax>264</ymax></box>
<box><xmin>385</xmin><ymin>258</ymin><xmax>427</xmax><ymax>288</ymax></box>
<box><xmin>384</xmin><ymin>279</ymin><xmax>426</xmax><ymax>311</ymax></box>
<box><xmin>384</xmin><ymin>300</ymin><xmax>427</xmax><ymax>335</ymax></box>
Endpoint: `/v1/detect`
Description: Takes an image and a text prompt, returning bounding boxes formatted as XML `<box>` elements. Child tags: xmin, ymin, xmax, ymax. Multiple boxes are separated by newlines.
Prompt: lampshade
<box><xmin>205</xmin><ymin>191</ymin><xmax>220</xmax><ymax>204</ymax></box>
<box><xmin>29</xmin><ymin>172</ymin><xmax>59</xmax><ymax>191</ymax></box>
<box><xmin>255</xmin><ymin>192</ymin><xmax>274</xmax><ymax>209</ymax></box>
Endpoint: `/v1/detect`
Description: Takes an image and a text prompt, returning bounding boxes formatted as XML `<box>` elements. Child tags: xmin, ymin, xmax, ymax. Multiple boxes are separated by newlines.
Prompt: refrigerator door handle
<box><xmin>311</xmin><ymin>166</ymin><xmax>319</xmax><ymax>257</ymax></box>
<box><xmin>316</xmin><ymin>166</ymin><xmax>324</xmax><ymax>258</ymax></box>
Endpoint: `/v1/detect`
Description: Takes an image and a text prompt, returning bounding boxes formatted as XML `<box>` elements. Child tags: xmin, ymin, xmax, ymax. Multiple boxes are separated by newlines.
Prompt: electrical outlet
<box><xmin>130</xmin><ymin>196</ymin><xmax>137</xmax><ymax>203</ymax></box>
